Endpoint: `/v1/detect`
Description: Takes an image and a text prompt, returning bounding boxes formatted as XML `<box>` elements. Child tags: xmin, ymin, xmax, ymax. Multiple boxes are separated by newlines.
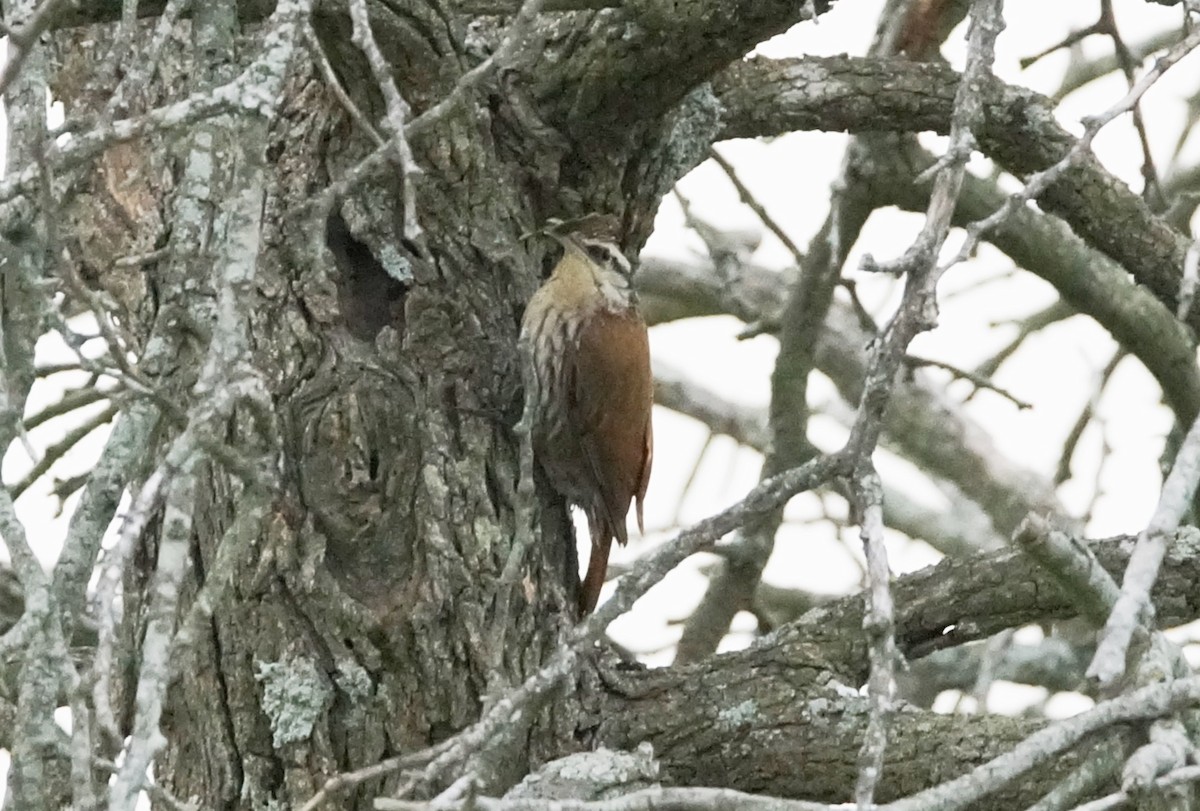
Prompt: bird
<box><xmin>519</xmin><ymin>214</ymin><xmax>653</xmax><ymax>615</ymax></box>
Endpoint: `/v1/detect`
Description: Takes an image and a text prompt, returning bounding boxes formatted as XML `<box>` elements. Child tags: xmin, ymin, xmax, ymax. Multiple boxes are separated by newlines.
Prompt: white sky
<box><xmin>2</xmin><ymin>1</ymin><xmax>1200</xmax><ymax>794</ymax></box>
<box><xmin>616</xmin><ymin>0</ymin><xmax>1200</xmax><ymax>681</ymax></box>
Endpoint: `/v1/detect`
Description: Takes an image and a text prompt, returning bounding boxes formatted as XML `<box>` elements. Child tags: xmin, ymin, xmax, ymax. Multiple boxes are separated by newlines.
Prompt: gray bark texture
<box><xmin>2</xmin><ymin>1</ymin><xmax>1200</xmax><ymax>810</ymax></box>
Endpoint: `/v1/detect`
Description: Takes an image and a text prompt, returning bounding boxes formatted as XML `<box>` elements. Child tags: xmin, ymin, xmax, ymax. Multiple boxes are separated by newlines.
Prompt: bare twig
<box><xmin>347</xmin><ymin>0</ymin><xmax>422</xmax><ymax>237</ymax></box>
<box><xmin>1095</xmin><ymin>0</ymin><xmax>1164</xmax><ymax>208</ymax></box>
<box><xmin>34</xmin><ymin>361</ymin><xmax>88</xmax><ymax>376</ymax></box>
<box><xmin>8</xmin><ymin>403</ymin><xmax>120</xmax><ymax>498</ymax></box>
<box><xmin>672</xmin><ymin>432</ymin><xmax>716</xmax><ymax>527</ymax></box>
<box><xmin>1088</xmin><ymin>409</ymin><xmax>1200</xmax><ymax>686</ymax></box>
<box><xmin>1053</xmin><ymin>27</ymin><xmax>1182</xmax><ymax>100</ymax></box>
<box><xmin>1019</xmin><ymin>3</ymin><xmax>1162</xmax><ymax>204</ymax></box>
<box><xmin>1055</xmin><ymin>349</ymin><xmax>1125</xmax><ymax>487</ymax></box>
<box><xmin>373</xmin><ymin>678</ymin><xmax>1200</xmax><ymax>811</ymax></box>
<box><xmin>22</xmin><ymin>384</ymin><xmax>116</xmax><ymax>431</ymax></box>
<box><xmin>107</xmin><ymin>470</ymin><xmax>198</xmax><ymax>811</ymax></box>
<box><xmin>847</xmin><ymin>6</ymin><xmax>1005</xmax><ymax>803</ymax></box>
<box><xmin>302</xmin><ymin>0</ymin><xmax>547</xmax><ymax>219</ymax></box>
<box><xmin>304</xmin><ymin>452</ymin><xmax>850</xmax><ymax>810</ymax></box>
<box><xmin>1019</xmin><ymin>20</ymin><xmax>1106</xmax><ymax>69</ymax></box>
<box><xmin>92</xmin><ymin>460</ymin><xmax>169</xmax><ymax>745</ymax></box>
<box><xmin>853</xmin><ymin>471</ymin><xmax>897</xmax><ymax>807</ymax></box>
<box><xmin>303</xmin><ymin>23</ymin><xmax>385</xmax><ymax>147</ymax></box>
<box><xmin>709</xmin><ymin>147</ymin><xmax>806</xmax><ymax>261</ymax></box>
<box><xmin>905</xmin><ymin>354</ymin><xmax>1032</xmax><ymax>409</ymax></box>
<box><xmin>942</xmin><ymin>19</ymin><xmax>1200</xmax><ymax>272</ymax></box>
<box><xmin>974</xmin><ymin>301</ymin><xmax>1074</xmax><ymax>381</ymax></box>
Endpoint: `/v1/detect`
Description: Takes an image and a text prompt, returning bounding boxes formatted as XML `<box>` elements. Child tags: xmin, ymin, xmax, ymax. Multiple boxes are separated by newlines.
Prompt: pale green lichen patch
<box><xmin>508</xmin><ymin>743</ymin><xmax>660</xmax><ymax>801</ymax></box>
<box><xmin>255</xmin><ymin>655</ymin><xmax>332</xmax><ymax>748</ymax></box>
<box><xmin>334</xmin><ymin>659</ymin><xmax>373</xmax><ymax>705</ymax></box>
<box><xmin>718</xmin><ymin>698</ymin><xmax>758</xmax><ymax>726</ymax></box>
<box><xmin>378</xmin><ymin>244</ymin><xmax>413</xmax><ymax>283</ymax></box>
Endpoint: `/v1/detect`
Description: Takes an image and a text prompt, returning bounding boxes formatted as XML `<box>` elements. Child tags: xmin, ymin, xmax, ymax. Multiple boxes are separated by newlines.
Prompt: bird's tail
<box><xmin>578</xmin><ymin>515</ymin><xmax>616</xmax><ymax>616</ymax></box>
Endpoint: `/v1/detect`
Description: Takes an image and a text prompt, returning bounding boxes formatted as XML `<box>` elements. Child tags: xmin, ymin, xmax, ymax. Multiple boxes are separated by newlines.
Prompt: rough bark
<box><xmin>576</xmin><ymin>531</ymin><xmax>1200</xmax><ymax>805</ymax></box>
<box><xmin>153</xmin><ymin>59</ymin><xmax>579</xmax><ymax>811</ymax></box>
<box><xmin>713</xmin><ymin>56</ymin><xmax>1198</xmax><ymax>338</ymax></box>
<box><xmin>5</xmin><ymin>2</ymin><xmax>1199</xmax><ymax>810</ymax></box>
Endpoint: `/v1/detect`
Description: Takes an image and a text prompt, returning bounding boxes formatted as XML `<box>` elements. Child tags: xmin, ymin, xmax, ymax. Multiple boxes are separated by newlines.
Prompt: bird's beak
<box><xmin>520</xmin><ymin>217</ymin><xmax>568</xmax><ymax>245</ymax></box>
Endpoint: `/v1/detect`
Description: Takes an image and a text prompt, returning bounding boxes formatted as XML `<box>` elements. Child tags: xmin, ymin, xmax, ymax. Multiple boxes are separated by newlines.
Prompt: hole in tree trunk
<box><xmin>325</xmin><ymin>210</ymin><xmax>408</xmax><ymax>341</ymax></box>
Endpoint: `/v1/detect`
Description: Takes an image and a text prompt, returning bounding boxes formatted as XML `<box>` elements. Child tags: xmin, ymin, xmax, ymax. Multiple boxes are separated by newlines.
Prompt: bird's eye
<box><xmin>586</xmin><ymin>243</ymin><xmax>613</xmax><ymax>265</ymax></box>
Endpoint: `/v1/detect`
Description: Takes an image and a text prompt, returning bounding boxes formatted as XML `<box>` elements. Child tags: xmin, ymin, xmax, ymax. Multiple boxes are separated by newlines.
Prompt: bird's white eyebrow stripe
<box><xmin>580</xmin><ymin>238</ymin><xmax>631</xmax><ymax>275</ymax></box>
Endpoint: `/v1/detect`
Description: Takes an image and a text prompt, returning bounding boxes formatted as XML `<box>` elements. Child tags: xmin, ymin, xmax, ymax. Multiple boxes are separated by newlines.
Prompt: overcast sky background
<box><xmin>1</xmin><ymin>7</ymin><xmax>1199</xmax><ymax>793</ymax></box>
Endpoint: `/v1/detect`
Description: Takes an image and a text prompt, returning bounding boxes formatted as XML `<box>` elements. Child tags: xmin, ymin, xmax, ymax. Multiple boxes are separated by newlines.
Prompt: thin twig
<box><xmin>303</xmin><ymin>452</ymin><xmax>850</xmax><ymax>811</ymax></box>
<box><xmin>7</xmin><ymin>403</ymin><xmax>120</xmax><ymax>498</ymax></box>
<box><xmin>709</xmin><ymin>148</ymin><xmax>805</xmax><ymax>262</ymax></box>
<box><xmin>1054</xmin><ymin>349</ymin><xmax>1125</xmax><ymax>486</ymax></box>
<box><xmin>672</xmin><ymin>432</ymin><xmax>716</xmax><ymax>527</ymax></box>
<box><xmin>347</xmin><ymin>0</ymin><xmax>422</xmax><ymax>237</ymax></box>
<box><xmin>942</xmin><ymin>18</ymin><xmax>1200</xmax><ymax>272</ymax></box>
<box><xmin>846</xmin><ymin>6</ymin><xmax>1005</xmax><ymax>803</ymax></box>
<box><xmin>301</xmin><ymin>0</ymin><xmax>547</xmax><ymax>220</ymax></box>
<box><xmin>906</xmin><ymin>354</ymin><xmax>1032</xmax><ymax>409</ymax></box>
<box><xmin>34</xmin><ymin>361</ymin><xmax>88</xmax><ymax>377</ymax></box>
<box><xmin>23</xmin><ymin>385</ymin><xmax>116</xmax><ymax>431</ymax></box>
<box><xmin>1088</xmin><ymin>408</ymin><xmax>1200</xmax><ymax>686</ymax></box>
<box><xmin>303</xmin><ymin>23</ymin><xmax>385</xmax><ymax>147</ymax></box>
<box><xmin>1020</xmin><ymin>20</ymin><xmax>1105</xmax><ymax>69</ymax></box>
<box><xmin>108</xmin><ymin>470</ymin><xmax>198</xmax><ymax>811</ymax></box>
<box><xmin>1096</xmin><ymin>0</ymin><xmax>1164</xmax><ymax>208</ymax></box>
<box><xmin>853</xmin><ymin>471</ymin><xmax>897</xmax><ymax>807</ymax></box>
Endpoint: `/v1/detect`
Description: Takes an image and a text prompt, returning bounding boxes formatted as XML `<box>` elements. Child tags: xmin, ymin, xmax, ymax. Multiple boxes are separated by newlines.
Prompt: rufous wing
<box><xmin>569</xmin><ymin>306</ymin><xmax>653</xmax><ymax>547</ymax></box>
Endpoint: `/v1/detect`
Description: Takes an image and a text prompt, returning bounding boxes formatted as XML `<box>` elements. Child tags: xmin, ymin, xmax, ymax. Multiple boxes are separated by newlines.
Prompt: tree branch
<box><xmin>856</xmin><ymin>133</ymin><xmax>1200</xmax><ymax>427</ymax></box>
<box><xmin>534</xmin><ymin>0</ymin><xmax>834</xmax><ymax>140</ymax></box>
<box><xmin>575</xmin><ymin>529</ymin><xmax>1200</xmax><ymax>806</ymax></box>
<box><xmin>638</xmin><ymin>255</ymin><xmax>1072</xmax><ymax>538</ymax></box>
<box><xmin>713</xmin><ymin>56</ymin><xmax>1198</xmax><ymax>334</ymax></box>
<box><xmin>653</xmin><ymin>359</ymin><xmax>1005</xmax><ymax>557</ymax></box>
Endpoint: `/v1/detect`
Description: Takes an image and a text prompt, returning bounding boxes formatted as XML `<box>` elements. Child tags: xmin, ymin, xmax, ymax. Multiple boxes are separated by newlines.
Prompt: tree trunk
<box><xmin>157</xmin><ymin>44</ymin><xmax>580</xmax><ymax>811</ymax></box>
<box><xmin>9</xmin><ymin>2</ymin><xmax>1200</xmax><ymax>809</ymax></box>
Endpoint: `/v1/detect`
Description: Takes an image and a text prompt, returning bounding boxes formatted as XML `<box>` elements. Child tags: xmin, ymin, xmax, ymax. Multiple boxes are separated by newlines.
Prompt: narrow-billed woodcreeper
<box><xmin>520</xmin><ymin>215</ymin><xmax>653</xmax><ymax>615</ymax></box>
